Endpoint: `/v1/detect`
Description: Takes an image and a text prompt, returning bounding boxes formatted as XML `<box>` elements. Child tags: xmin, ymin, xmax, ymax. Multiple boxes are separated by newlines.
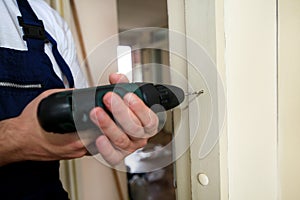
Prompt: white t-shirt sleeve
<box><xmin>29</xmin><ymin>0</ymin><xmax>88</xmax><ymax>89</ymax></box>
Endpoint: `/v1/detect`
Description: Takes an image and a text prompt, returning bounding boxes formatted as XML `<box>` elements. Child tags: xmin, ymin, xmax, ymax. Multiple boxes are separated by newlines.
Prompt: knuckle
<box><xmin>66</xmin><ymin>148</ymin><xmax>87</xmax><ymax>159</ymax></box>
<box><xmin>96</xmin><ymin>114</ymin><xmax>112</xmax><ymax>130</ymax></box>
<box><xmin>77</xmin><ymin>148</ymin><xmax>87</xmax><ymax>158</ymax></box>
<box><xmin>124</xmin><ymin>93</ymin><xmax>144</xmax><ymax>111</ymax></box>
<box><xmin>109</xmin><ymin>105</ymin><xmax>123</xmax><ymax>117</ymax></box>
<box><xmin>146</xmin><ymin>116</ymin><xmax>159</xmax><ymax>130</ymax></box>
<box><xmin>131</xmin><ymin>139</ymin><xmax>148</xmax><ymax>151</ymax></box>
<box><xmin>98</xmin><ymin>117</ymin><xmax>110</xmax><ymax>129</ymax></box>
<box><xmin>144</xmin><ymin>117</ymin><xmax>159</xmax><ymax>135</ymax></box>
<box><xmin>114</xmin><ymin>134</ymin><xmax>131</xmax><ymax>149</ymax></box>
<box><xmin>69</xmin><ymin>140</ymin><xmax>85</xmax><ymax>151</ymax></box>
<box><xmin>129</xmin><ymin>125</ymin><xmax>143</xmax><ymax>136</ymax></box>
<box><xmin>123</xmin><ymin>120</ymin><xmax>143</xmax><ymax>137</ymax></box>
<box><xmin>126</xmin><ymin>149</ymin><xmax>135</xmax><ymax>155</ymax></box>
<box><xmin>76</xmin><ymin>148</ymin><xmax>88</xmax><ymax>158</ymax></box>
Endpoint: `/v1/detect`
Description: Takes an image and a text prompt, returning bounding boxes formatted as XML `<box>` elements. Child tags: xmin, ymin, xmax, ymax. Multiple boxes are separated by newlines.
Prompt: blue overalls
<box><xmin>0</xmin><ymin>0</ymin><xmax>74</xmax><ymax>199</ymax></box>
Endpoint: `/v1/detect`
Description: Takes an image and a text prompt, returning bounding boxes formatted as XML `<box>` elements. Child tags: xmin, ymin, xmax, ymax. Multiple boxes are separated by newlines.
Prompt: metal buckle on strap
<box><xmin>18</xmin><ymin>16</ymin><xmax>49</xmax><ymax>43</ymax></box>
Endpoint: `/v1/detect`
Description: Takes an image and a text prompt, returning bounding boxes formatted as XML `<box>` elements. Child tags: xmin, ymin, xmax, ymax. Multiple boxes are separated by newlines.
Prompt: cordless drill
<box><xmin>37</xmin><ymin>83</ymin><xmax>185</xmax><ymax>133</ymax></box>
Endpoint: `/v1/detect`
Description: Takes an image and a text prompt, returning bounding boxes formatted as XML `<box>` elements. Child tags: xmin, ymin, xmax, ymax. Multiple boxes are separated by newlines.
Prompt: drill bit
<box><xmin>180</xmin><ymin>90</ymin><xmax>204</xmax><ymax>111</ymax></box>
<box><xmin>185</xmin><ymin>90</ymin><xmax>204</xmax><ymax>97</ymax></box>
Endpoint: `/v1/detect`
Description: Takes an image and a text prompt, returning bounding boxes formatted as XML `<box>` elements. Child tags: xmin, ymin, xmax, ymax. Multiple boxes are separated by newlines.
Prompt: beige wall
<box><xmin>73</xmin><ymin>0</ymin><xmax>119</xmax><ymax>85</ymax></box>
<box><xmin>224</xmin><ymin>0</ymin><xmax>278</xmax><ymax>199</ymax></box>
<box><xmin>278</xmin><ymin>0</ymin><xmax>300</xmax><ymax>199</ymax></box>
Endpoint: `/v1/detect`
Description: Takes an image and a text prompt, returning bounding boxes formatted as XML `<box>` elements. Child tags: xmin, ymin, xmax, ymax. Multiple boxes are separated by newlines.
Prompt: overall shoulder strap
<box><xmin>16</xmin><ymin>0</ymin><xmax>47</xmax><ymax>51</ymax></box>
<box><xmin>16</xmin><ymin>0</ymin><xmax>74</xmax><ymax>88</ymax></box>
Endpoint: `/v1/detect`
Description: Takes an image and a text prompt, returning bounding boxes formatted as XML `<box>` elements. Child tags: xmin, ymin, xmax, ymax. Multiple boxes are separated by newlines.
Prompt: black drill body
<box><xmin>37</xmin><ymin>83</ymin><xmax>184</xmax><ymax>133</ymax></box>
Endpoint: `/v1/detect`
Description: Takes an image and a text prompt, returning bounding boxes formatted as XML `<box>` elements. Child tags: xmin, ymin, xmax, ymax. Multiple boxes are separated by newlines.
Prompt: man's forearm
<box><xmin>0</xmin><ymin>119</ymin><xmax>23</xmax><ymax>166</ymax></box>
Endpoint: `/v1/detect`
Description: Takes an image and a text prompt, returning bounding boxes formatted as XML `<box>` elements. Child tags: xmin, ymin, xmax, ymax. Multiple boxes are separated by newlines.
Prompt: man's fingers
<box><xmin>95</xmin><ymin>135</ymin><xmax>147</xmax><ymax>166</ymax></box>
<box><xmin>109</xmin><ymin>73</ymin><xmax>129</xmax><ymax>84</ymax></box>
<box><xmin>123</xmin><ymin>93</ymin><xmax>159</xmax><ymax>136</ymax></box>
<box><xmin>96</xmin><ymin>135</ymin><xmax>125</xmax><ymax>166</ymax></box>
<box><xmin>90</xmin><ymin>107</ymin><xmax>132</xmax><ymax>150</ymax></box>
<box><xmin>103</xmin><ymin>92</ymin><xmax>148</xmax><ymax>139</ymax></box>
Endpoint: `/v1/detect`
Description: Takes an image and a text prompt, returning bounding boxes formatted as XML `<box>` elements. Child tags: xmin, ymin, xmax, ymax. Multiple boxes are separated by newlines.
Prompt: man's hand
<box><xmin>90</xmin><ymin>73</ymin><xmax>159</xmax><ymax>166</ymax></box>
<box><xmin>0</xmin><ymin>89</ymin><xmax>87</xmax><ymax>166</ymax></box>
<box><xmin>0</xmin><ymin>73</ymin><xmax>159</xmax><ymax>167</ymax></box>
